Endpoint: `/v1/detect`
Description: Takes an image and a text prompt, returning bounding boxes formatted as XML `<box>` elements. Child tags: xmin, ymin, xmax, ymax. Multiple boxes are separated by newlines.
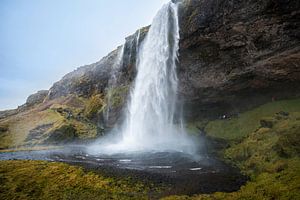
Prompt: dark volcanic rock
<box><xmin>176</xmin><ymin>0</ymin><xmax>300</xmax><ymax>120</ymax></box>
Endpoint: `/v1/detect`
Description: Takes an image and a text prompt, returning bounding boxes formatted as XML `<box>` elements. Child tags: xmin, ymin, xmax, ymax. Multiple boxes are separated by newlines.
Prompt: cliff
<box><xmin>0</xmin><ymin>0</ymin><xmax>299</xmax><ymax>148</ymax></box>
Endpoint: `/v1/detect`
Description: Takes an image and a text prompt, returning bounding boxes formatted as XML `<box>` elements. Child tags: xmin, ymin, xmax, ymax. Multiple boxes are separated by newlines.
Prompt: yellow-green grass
<box><xmin>204</xmin><ymin>98</ymin><xmax>300</xmax><ymax>140</ymax></box>
<box><xmin>0</xmin><ymin>109</ymin><xmax>64</xmax><ymax>149</ymax></box>
<box><xmin>84</xmin><ymin>93</ymin><xmax>105</xmax><ymax>119</ymax></box>
<box><xmin>224</xmin><ymin>112</ymin><xmax>300</xmax><ymax>176</ymax></box>
<box><xmin>163</xmin><ymin>105</ymin><xmax>300</xmax><ymax>200</ymax></box>
<box><xmin>106</xmin><ymin>85</ymin><xmax>129</xmax><ymax>108</ymax></box>
<box><xmin>0</xmin><ymin>160</ymin><xmax>152</xmax><ymax>200</ymax></box>
<box><xmin>0</xmin><ymin>95</ymin><xmax>100</xmax><ymax>149</ymax></box>
<box><xmin>0</xmin><ymin>145</ymin><xmax>63</xmax><ymax>153</ymax></box>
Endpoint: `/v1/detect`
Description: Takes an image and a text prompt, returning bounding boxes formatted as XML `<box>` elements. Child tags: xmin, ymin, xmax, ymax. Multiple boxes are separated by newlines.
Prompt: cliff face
<box><xmin>177</xmin><ymin>0</ymin><xmax>300</xmax><ymax>120</ymax></box>
<box><xmin>45</xmin><ymin>26</ymin><xmax>149</xmax><ymax>128</ymax></box>
<box><xmin>48</xmin><ymin>0</ymin><xmax>300</xmax><ymax>122</ymax></box>
<box><xmin>0</xmin><ymin>0</ymin><xmax>299</xmax><ymax>148</ymax></box>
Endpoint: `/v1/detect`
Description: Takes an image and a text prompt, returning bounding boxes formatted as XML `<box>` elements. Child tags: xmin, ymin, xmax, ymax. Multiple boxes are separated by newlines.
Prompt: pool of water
<box><xmin>0</xmin><ymin>145</ymin><xmax>247</xmax><ymax>195</ymax></box>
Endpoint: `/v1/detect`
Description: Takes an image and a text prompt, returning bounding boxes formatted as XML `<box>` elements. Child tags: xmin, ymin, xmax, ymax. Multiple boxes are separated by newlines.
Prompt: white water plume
<box><xmin>105</xmin><ymin>44</ymin><xmax>125</xmax><ymax>121</ymax></box>
<box><xmin>90</xmin><ymin>2</ymin><xmax>196</xmax><ymax>155</ymax></box>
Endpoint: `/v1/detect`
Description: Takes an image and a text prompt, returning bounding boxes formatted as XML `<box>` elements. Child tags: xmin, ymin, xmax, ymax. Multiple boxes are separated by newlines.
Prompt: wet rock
<box><xmin>44</xmin><ymin>124</ymin><xmax>78</xmax><ymax>144</ymax></box>
<box><xmin>260</xmin><ymin>118</ymin><xmax>276</xmax><ymax>128</ymax></box>
<box><xmin>277</xmin><ymin>111</ymin><xmax>289</xmax><ymax>117</ymax></box>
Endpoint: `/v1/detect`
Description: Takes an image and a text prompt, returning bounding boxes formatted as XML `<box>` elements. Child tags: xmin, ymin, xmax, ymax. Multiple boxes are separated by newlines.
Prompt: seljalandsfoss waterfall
<box><xmin>90</xmin><ymin>2</ymin><xmax>196</xmax><ymax>154</ymax></box>
<box><xmin>6</xmin><ymin>0</ymin><xmax>299</xmax><ymax>198</ymax></box>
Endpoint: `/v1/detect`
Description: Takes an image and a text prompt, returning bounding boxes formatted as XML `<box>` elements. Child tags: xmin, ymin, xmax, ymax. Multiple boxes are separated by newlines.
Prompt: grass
<box><xmin>84</xmin><ymin>93</ymin><xmax>105</xmax><ymax>119</ymax></box>
<box><xmin>164</xmin><ymin>99</ymin><xmax>300</xmax><ymax>200</ymax></box>
<box><xmin>204</xmin><ymin>98</ymin><xmax>300</xmax><ymax>140</ymax></box>
<box><xmin>224</xmin><ymin>111</ymin><xmax>300</xmax><ymax>176</ymax></box>
<box><xmin>0</xmin><ymin>160</ymin><xmax>154</xmax><ymax>200</ymax></box>
<box><xmin>0</xmin><ymin>108</ymin><xmax>65</xmax><ymax>148</ymax></box>
<box><xmin>106</xmin><ymin>85</ymin><xmax>129</xmax><ymax>108</ymax></box>
<box><xmin>0</xmin><ymin>145</ymin><xmax>63</xmax><ymax>153</ymax></box>
<box><xmin>0</xmin><ymin>95</ymin><xmax>102</xmax><ymax>149</ymax></box>
<box><xmin>1</xmin><ymin>98</ymin><xmax>300</xmax><ymax>199</ymax></box>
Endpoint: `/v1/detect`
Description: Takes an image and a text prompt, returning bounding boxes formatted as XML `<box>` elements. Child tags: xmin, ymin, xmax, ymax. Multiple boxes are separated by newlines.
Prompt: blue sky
<box><xmin>0</xmin><ymin>0</ymin><xmax>169</xmax><ymax>110</ymax></box>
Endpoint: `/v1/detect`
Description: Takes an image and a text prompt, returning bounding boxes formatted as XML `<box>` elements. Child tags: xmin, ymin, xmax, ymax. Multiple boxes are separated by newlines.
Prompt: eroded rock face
<box><xmin>176</xmin><ymin>0</ymin><xmax>300</xmax><ymax>120</ymax></box>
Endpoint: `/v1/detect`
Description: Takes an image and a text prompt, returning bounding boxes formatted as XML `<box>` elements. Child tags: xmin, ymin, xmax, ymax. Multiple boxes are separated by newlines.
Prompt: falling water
<box><xmin>105</xmin><ymin>45</ymin><xmax>125</xmax><ymax>121</ymax></box>
<box><xmin>91</xmin><ymin>2</ymin><xmax>196</xmax><ymax>154</ymax></box>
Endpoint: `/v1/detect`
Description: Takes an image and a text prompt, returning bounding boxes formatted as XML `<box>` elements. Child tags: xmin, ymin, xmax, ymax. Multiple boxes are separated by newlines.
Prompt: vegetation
<box><xmin>166</xmin><ymin>99</ymin><xmax>300</xmax><ymax>200</ymax></box>
<box><xmin>0</xmin><ymin>160</ymin><xmax>155</xmax><ymax>200</ymax></box>
<box><xmin>0</xmin><ymin>94</ymin><xmax>103</xmax><ymax>149</ymax></box>
<box><xmin>106</xmin><ymin>85</ymin><xmax>129</xmax><ymax>108</ymax></box>
<box><xmin>84</xmin><ymin>94</ymin><xmax>105</xmax><ymax>119</ymax></box>
<box><xmin>204</xmin><ymin>99</ymin><xmax>300</xmax><ymax>141</ymax></box>
<box><xmin>1</xmin><ymin>98</ymin><xmax>299</xmax><ymax>199</ymax></box>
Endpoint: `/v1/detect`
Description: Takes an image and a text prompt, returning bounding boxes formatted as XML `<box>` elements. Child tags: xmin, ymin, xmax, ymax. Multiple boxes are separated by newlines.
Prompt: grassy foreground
<box><xmin>0</xmin><ymin>160</ymin><xmax>156</xmax><ymax>200</ymax></box>
<box><xmin>0</xmin><ymin>99</ymin><xmax>299</xmax><ymax>200</ymax></box>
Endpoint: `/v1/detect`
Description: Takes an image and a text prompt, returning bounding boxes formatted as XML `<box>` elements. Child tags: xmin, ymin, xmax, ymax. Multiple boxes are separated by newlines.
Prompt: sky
<box><xmin>0</xmin><ymin>0</ymin><xmax>169</xmax><ymax>111</ymax></box>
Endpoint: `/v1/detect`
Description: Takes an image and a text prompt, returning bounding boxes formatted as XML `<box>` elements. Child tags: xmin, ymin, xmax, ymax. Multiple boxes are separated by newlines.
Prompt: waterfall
<box><xmin>105</xmin><ymin>44</ymin><xmax>125</xmax><ymax>121</ymax></box>
<box><xmin>91</xmin><ymin>1</ymin><xmax>196</xmax><ymax>154</ymax></box>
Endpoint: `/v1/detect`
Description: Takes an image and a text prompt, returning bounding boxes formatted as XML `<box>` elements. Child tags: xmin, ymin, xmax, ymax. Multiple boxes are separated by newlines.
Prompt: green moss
<box><xmin>106</xmin><ymin>85</ymin><xmax>129</xmax><ymax>108</ymax></box>
<box><xmin>0</xmin><ymin>160</ymin><xmax>154</xmax><ymax>200</ymax></box>
<box><xmin>0</xmin><ymin>133</ymin><xmax>12</xmax><ymax>149</ymax></box>
<box><xmin>45</xmin><ymin>123</ymin><xmax>78</xmax><ymax>144</ymax></box>
<box><xmin>164</xmin><ymin>99</ymin><xmax>300</xmax><ymax>200</ymax></box>
<box><xmin>224</xmin><ymin>112</ymin><xmax>300</xmax><ymax>175</ymax></box>
<box><xmin>0</xmin><ymin>95</ymin><xmax>101</xmax><ymax>149</ymax></box>
<box><xmin>205</xmin><ymin>98</ymin><xmax>300</xmax><ymax>140</ymax></box>
<box><xmin>84</xmin><ymin>94</ymin><xmax>105</xmax><ymax>119</ymax></box>
<box><xmin>185</xmin><ymin>120</ymin><xmax>208</xmax><ymax>135</ymax></box>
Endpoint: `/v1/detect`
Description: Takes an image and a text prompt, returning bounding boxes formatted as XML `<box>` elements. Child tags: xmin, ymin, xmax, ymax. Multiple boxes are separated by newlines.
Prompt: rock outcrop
<box><xmin>177</xmin><ymin>0</ymin><xmax>300</xmax><ymax>120</ymax></box>
<box><xmin>26</xmin><ymin>90</ymin><xmax>48</xmax><ymax>107</ymax></box>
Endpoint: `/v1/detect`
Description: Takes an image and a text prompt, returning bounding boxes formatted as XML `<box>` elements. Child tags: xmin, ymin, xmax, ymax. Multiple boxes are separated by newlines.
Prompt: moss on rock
<box><xmin>204</xmin><ymin>99</ymin><xmax>300</xmax><ymax>141</ymax></box>
<box><xmin>106</xmin><ymin>85</ymin><xmax>129</xmax><ymax>108</ymax></box>
<box><xmin>0</xmin><ymin>160</ymin><xmax>153</xmax><ymax>200</ymax></box>
<box><xmin>44</xmin><ymin>124</ymin><xmax>78</xmax><ymax>144</ymax></box>
<box><xmin>84</xmin><ymin>93</ymin><xmax>105</xmax><ymax>119</ymax></box>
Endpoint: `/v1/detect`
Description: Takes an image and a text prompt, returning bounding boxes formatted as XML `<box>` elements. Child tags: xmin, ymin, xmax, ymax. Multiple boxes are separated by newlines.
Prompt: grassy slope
<box><xmin>164</xmin><ymin>99</ymin><xmax>300</xmax><ymax>200</ymax></box>
<box><xmin>0</xmin><ymin>94</ymin><xmax>104</xmax><ymax>149</ymax></box>
<box><xmin>0</xmin><ymin>160</ymin><xmax>157</xmax><ymax>200</ymax></box>
<box><xmin>0</xmin><ymin>109</ymin><xmax>64</xmax><ymax>149</ymax></box>
<box><xmin>0</xmin><ymin>85</ymin><xmax>129</xmax><ymax>149</ymax></box>
<box><xmin>205</xmin><ymin>99</ymin><xmax>300</xmax><ymax>140</ymax></box>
